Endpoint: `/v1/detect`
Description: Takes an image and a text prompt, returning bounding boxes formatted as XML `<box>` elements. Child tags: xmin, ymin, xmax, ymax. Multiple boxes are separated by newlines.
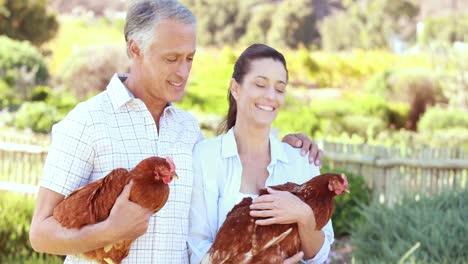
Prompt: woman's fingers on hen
<box><xmin>252</xmin><ymin>194</ymin><xmax>276</xmax><ymax>204</ymax></box>
<box><xmin>255</xmin><ymin>217</ymin><xmax>278</xmax><ymax>225</ymax></box>
<box><xmin>250</xmin><ymin>208</ymin><xmax>277</xmax><ymax>218</ymax></box>
<box><xmin>250</xmin><ymin>202</ymin><xmax>274</xmax><ymax>210</ymax></box>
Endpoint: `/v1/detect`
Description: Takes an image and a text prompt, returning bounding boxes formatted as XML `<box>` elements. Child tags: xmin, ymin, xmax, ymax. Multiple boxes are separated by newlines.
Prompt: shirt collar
<box><xmin>107</xmin><ymin>73</ymin><xmax>176</xmax><ymax>115</ymax></box>
<box><xmin>221</xmin><ymin>127</ymin><xmax>289</xmax><ymax>164</ymax></box>
<box><xmin>107</xmin><ymin>73</ymin><xmax>135</xmax><ymax>111</ymax></box>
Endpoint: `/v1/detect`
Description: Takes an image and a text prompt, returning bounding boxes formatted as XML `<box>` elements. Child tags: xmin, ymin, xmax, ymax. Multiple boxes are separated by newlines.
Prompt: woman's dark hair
<box><xmin>218</xmin><ymin>44</ymin><xmax>288</xmax><ymax>134</ymax></box>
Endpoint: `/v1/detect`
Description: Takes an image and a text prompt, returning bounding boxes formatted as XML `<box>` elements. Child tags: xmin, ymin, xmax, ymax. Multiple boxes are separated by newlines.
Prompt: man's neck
<box><xmin>124</xmin><ymin>74</ymin><xmax>166</xmax><ymax>128</ymax></box>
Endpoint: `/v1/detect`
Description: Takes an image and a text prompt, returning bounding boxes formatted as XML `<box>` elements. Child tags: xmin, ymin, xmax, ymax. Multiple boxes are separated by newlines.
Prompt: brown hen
<box><xmin>202</xmin><ymin>173</ymin><xmax>349</xmax><ymax>264</ymax></box>
<box><xmin>53</xmin><ymin>156</ymin><xmax>177</xmax><ymax>264</ymax></box>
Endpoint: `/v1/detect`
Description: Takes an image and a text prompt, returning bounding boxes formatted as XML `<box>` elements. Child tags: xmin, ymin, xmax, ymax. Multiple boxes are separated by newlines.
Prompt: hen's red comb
<box><xmin>165</xmin><ymin>156</ymin><xmax>176</xmax><ymax>173</ymax></box>
<box><xmin>341</xmin><ymin>174</ymin><xmax>348</xmax><ymax>186</ymax></box>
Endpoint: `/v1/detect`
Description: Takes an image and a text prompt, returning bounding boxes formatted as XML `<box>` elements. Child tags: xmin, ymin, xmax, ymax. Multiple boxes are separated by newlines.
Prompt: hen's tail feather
<box><xmin>261</xmin><ymin>227</ymin><xmax>293</xmax><ymax>251</ymax></box>
<box><xmin>103</xmin><ymin>258</ymin><xmax>115</xmax><ymax>264</ymax></box>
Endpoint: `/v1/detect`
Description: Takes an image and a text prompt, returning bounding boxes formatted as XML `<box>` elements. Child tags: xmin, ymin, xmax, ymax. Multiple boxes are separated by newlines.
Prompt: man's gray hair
<box><xmin>124</xmin><ymin>0</ymin><xmax>196</xmax><ymax>57</ymax></box>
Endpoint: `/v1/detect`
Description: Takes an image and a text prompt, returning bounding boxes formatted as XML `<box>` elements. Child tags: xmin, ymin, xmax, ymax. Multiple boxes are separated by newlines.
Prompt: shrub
<box><xmin>387</xmin><ymin>101</ymin><xmax>410</xmax><ymax>129</ymax></box>
<box><xmin>421</xmin><ymin>14</ymin><xmax>468</xmax><ymax>45</ymax></box>
<box><xmin>176</xmin><ymin>50</ymin><xmax>231</xmax><ymax>115</ymax></box>
<box><xmin>0</xmin><ymin>80</ymin><xmax>14</xmax><ymax>109</ymax></box>
<box><xmin>12</xmin><ymin>102</ymin><xmax>60</xmax><ymax>133</ymax></box>
<box><xmin>305</xmin><ymin>95</ymin><xmax>393</xmax><ymax>138</ymax></box>
<box><xmin>45</xmin><ymin>17</ymin><xmax>124</xmax><ymax>73</ymax></box>
<box><xmin>351</xmin><ymin>189</ymin><xmax>468</xmax><ymax>263</ymax></box>
<box><xmin>57</xmin><ymin>43</ymin><xmax>129</xmax><ymax>99</ymax></box>
<box><xmin>418</xmin><ymin>107</ymin><xmax>468</xmax><ymax>132</ymax></box>
<box><xmin>274</xmin><ymin>106</ymin><xmax>320</xmax><ymax>137</ymax></box>
<box><xmin>0</xmin><ymin>192</ymin><xmax>63</xmax><ymax>263</ymax></box>
<box><xmin>364</xmin><ymin>69</ymin><xmax>446</xmax><ymax>130</ymax></box>
<box><xmin>0</xmin><ymin>36</ymin><xmax>49</xmax><ymax>85</ymax></box>
<box><xmin>373</xmin><ymin>128</ymin><xmax>468</xmax><ymax>150</ymax></box>
<box><xmin>340</xmin><ymin>115</ymin><xmax>386</xmax><ymax>140</ymax></box>
<box><xmin>320</xmin><ymin>166</ymin><xmax>372</xmax><ymax>237</ymax></box>
<box><xmin>31</xmin><ymin>85</ymin><xmax>53</xmax><ymax>102</ymax></box>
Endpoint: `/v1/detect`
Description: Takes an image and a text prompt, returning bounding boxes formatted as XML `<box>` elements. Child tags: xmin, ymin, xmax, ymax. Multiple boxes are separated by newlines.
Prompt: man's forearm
<box><xmin>31</xmin><ymin>216</ymin><xmax>116</xmax><ymax>255</ymax></box>
<box><xmin>297</xmin><ymin>211</ymin><xmax>325</xmax><ymax>259</ymax></box>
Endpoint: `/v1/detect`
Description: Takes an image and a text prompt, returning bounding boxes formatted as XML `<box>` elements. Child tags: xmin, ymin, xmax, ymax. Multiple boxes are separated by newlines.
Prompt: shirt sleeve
<box><xmin>188</xmin><ymin>144</ymin><xmax>216</xmax><ymax>264</ymax></box>
<box><xmin>304</xmin><ymin>219</ymin><xmax>334</xmax><ymax>264</ymax></box>
<box><xmin>39</xmin><ymin>103</ymin><xmax>95</xmax><ymax>196</ymax></box>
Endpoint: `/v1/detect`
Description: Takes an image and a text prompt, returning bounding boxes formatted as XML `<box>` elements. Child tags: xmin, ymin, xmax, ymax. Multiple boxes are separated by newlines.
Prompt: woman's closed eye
<box><xmin>275</xmin><ymin>83</ymin><xmax>286</xmax><ymax>93</ymax></box>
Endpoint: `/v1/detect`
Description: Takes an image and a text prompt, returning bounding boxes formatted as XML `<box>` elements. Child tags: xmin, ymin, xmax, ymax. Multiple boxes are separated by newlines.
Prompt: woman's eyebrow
<box><xmin>255</xmin><ymin>76</ymin><xmax>287</xmax><ymax>85</ymax></box>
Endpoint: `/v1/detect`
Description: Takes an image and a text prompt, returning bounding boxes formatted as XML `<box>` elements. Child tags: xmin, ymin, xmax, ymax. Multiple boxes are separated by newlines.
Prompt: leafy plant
<box><xmin>418</xmin><ymin>107</ymin><xmax>468</xmax><ymax>132</ymax></box>
<box><xmin>351</xmin><ymin>189</ymin><xmax>468</xmax><ymax>263</ymax></box>
<box><xmin>0</xmin><ymin>192</ymin><xmax>63</xmax><ymax>263</ymax></box>
<box><xmin>57</xmin><ymin>43</ymin><xmax>129</xmax><ymax>99</ymax></box>
<box><xmin>0</xmin><ymin>36</ymin><xmax>49</xmax><ymax>87</ymax></box>
<box><xmin>12</xmin><ymin>102</ymin><xmax>60</xmax><ymax>133</ymax></box>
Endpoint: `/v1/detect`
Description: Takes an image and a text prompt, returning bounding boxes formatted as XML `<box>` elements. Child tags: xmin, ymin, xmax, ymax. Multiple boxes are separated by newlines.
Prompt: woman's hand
<box><xmin>249</xmin><ymin>188</ymin><xmax>316</xmax><ymax>227</ymax></box>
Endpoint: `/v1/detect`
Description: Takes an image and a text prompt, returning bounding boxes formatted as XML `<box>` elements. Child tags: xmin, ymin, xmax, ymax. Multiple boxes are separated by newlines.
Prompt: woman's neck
<box><xmin>233</xmin><ymin>120</ymin><xmax>270</xmax><ymax>161</ymax></box>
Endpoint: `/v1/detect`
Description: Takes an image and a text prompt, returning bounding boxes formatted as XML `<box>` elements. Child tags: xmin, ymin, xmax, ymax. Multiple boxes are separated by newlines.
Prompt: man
<box><xmin>29</xmin><ymin>1</ymin><xmax>322</xmax><ymax>263</ymax></box>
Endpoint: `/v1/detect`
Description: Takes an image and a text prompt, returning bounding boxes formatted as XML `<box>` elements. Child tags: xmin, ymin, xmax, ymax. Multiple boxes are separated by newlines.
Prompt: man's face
<box><xmin>137</xmin><ymin>19</ymin><xmax>196</xmax><ymax>104</ymax></box>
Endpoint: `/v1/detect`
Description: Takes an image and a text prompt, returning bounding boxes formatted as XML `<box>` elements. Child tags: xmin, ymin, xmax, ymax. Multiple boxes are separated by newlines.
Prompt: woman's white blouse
<box><xmin>188</xmin><ymin>129</ymin><xmax>334</xmax><ymax>264</ymax></box>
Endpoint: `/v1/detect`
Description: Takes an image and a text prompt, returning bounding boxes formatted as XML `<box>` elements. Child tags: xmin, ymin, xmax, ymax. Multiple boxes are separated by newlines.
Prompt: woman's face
<box><xmin>231</xmin><ymin>58</ymin><xmax>287</xmax><ymax>128</ymax></box>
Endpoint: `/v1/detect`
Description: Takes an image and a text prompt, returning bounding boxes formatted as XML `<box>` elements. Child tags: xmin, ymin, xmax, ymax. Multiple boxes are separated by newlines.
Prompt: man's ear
<box><xmin>128</xmin><ymin>39</ymin><xmax>142</xmax><ymax>59</ymax></box>
<box><xmin>229</xmin><ymin>78</ymin><xmax>240</xmax><ymax>101</ymax></box>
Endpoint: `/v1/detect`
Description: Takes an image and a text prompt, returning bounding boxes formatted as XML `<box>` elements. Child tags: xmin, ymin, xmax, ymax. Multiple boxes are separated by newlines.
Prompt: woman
<box><xmin>188</xmin><ymin>44</ymin><xmax>334</xmax><ymax>264</ymax></box>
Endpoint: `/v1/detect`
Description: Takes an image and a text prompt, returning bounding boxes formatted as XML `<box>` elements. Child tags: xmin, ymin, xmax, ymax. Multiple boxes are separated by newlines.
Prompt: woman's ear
<box><xmin>230</xmin><ymin>78</ymin><xmax>240</xmax><ymax>101</ymax></box>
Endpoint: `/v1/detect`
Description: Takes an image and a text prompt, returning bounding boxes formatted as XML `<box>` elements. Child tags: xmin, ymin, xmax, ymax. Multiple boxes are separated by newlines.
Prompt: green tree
<box><xmin>320</xmin><ymin>0</ymin><xmax>419</xmax><ymax>50</ymax></box>
<box><xmin>421</xmin><ymin>14</ymin><xmax>468</xmax><ymax>45</ymax></box>
<box><xmin>181</xmin><ymin>0</ymin><xmax>253</xmax><ymax>46</ymax></box>
<box><xmin>0</xmin><ymin>36</ymin><xmax>49</xmax><ymax>105</ymax></box>
<box><xmin>0</xmin><ymin>0</ymin><xmax>59</xmax><ymax>45</ymax></box>
<box><xmin>241</xmin><ymin>3</ymin><xmax>275</xmax><ymax>44</ymax></box>
<box><xmin>267</xmin><ymin>0</ymin><xmax>317</xmax><ymax>48</ymax></box>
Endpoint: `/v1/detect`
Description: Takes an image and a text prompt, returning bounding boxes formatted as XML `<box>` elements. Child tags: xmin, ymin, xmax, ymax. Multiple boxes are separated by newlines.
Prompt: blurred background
<box><xmin>0</xmin><ymin>0</ymin><xmax>467</xmax><ymax>263</ymax></box>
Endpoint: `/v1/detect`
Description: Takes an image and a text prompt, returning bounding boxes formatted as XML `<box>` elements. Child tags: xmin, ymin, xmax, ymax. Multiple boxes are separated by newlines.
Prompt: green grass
<box><xmin>43</xmin><ymin>16</ymin><xmax>124</xmax><ymax>74</ymax></box>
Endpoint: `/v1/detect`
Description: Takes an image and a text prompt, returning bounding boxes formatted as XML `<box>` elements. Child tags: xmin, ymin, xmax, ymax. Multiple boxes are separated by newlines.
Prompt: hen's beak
<box><xmin>344</xmin><ymin>188</ymin><xmax>350</xmax><ymax>193</ymax></box>
<box><xmin>172</xmin><ymin>172</ymin><xmax>179</xmax><ymax>180</ymax></box>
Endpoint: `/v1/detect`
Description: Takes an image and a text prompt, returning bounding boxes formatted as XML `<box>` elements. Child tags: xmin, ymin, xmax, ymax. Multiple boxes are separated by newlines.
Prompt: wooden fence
<box><xmin>0</xmin><ymin>130</ymin><xmax>50</xmax><ymax>146</ymax></box>
<box><xmin>321</xmin><ymin>141</ymin><xmax>467</xmax><ymax>205</ymax></box>
<box><xmin>0</xmin><ymin>143</ymin><xmax>48</xmax><ymax>194</ymax></box>
<box><xmin>1</xmin><ymin>140</ymin><xmax>467</xmax><ymax>204</ymax></box>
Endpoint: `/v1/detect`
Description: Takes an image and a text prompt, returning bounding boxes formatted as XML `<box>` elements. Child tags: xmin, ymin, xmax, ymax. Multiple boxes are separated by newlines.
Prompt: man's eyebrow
<box><xmin>255</xmin><ymin>75</ymin><xmax>287</xmax><ymax>85</ymax></box>
<box><xmin>163</xmin><ymin>50</ymin><xmax>197</xmax><ymax>56</ymax></box>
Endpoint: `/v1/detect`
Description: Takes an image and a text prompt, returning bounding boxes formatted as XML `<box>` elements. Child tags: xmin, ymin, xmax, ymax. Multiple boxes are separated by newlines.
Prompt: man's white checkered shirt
<box><xmin>40</xmin><ymin>74</ymin><xmax>202</xmax><ymax>264</ymax></box>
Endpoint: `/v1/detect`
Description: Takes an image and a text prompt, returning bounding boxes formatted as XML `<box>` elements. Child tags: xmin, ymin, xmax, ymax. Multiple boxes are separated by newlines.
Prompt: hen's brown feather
<box><xmin>53</xmin><ymin>168</ymin><xmax>129</xmax><ymax>229</ymax></box>
<box><xmin>52</xmin><ymin>156</ymin><xmax>175</xmax><ymax>264</ymax></box>
<box><xmin>203</xmin><ymin>173</ymin><xmax>346</xmax><ymax>264</ymax></box>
